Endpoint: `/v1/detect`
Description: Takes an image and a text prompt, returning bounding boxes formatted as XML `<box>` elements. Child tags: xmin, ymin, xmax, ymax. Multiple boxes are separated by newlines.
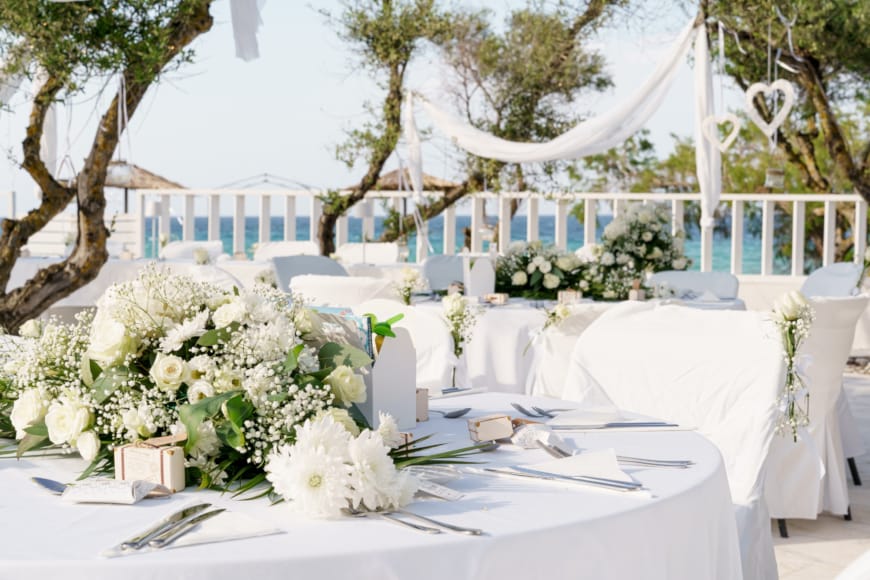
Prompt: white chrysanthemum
<box><xmin>266</xmin><ymin>444</ymin><xmax>351</xmax><ymax>518</ymax></box>
<box><xmin>347</xmin><ymin>430</ymin><xmax>398</xmax><ymax>511</ymax></box>
<box><xmin>213</xmin><ymin>299</ymin><xmax>247</xmax><ymax>328</ymax></box>
<box><xmin>294</xmin><ymin>415</ymin><xmax>353</xmax><ymax>459</ymax></box>
<box><xmin>317</xmin><ymin>408</ymin><xmax>361</xmax><ymax>437</ymax></box>
<box><xmin>161</xmin><ymin>310</ymin><xmax>209</xmax><ymax>353</ymax></box>
<box><xmin>187</xmin><ymin>380</ymin><xmax>215</xmax><ymax>402</ymax></box>
<box><xmin>376</xmin><ymin>412</ymin><xmax>403</xmax><ymax>448</ymax></box>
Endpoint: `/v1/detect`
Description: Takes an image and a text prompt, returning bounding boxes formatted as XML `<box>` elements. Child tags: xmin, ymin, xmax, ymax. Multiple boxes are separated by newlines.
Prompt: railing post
<box><xmin>135</xmin><ymin>192</ymin><xmax>146</xmax><ymax>259</ymax></box>
<box><xmin>259</xmin><ymin>194</ymin><xmax>271</xmax><ymax>244</ymax></box>
<box><xmin>336</xmin><ymin>216</ymin><xmax>348</xmax><ymax>248</ymax></box>
<box><xmin>613</xmin><ymin>198</ymin><xmax>624</xmax><ymax>219</ymax></box>
<box><xmin>855</xmin><ymin>199</ymin><xmax>868</xmax><ymax>266</ymax></box>
<box><xmin>159</xmin><ymin>194</ymin><xmax>171</xmax><ymax>247</ymax></box>
<box><xmin>208</xmin><ymin>194</ymin><xmax>220</xmax><ymax>242</ymax></box>
<box><xmin>761</xmin><ymin>200</ymin><xmax>774</xmax><ymax>275</ymax></box>
<box><xmin>555</xmin><ymin>198</ymin><xmax>568</xmax><ymax>251</ymax></box>
<box><xmin>443</xmin><ymin>204</ymin><xmax>456</xmax><ymax>254</ymax></box>
<box><xmin>823</xmin><ymin>200</ymin><xmax>836</xmax><ymax>266</ymax></box>
<box><xmin>671</xmin><ymin>199</ymin><xmax>684</xmax><ymax>235</ymax></box>
<box><xmin>730</xmin><ymin>199</ymin><xmax>743</xmax><ymax>275</ymax></box>
<box><xmin>284</xmin><ymin>196</ymin><xmax>296</xmax><ymax>241</ymax></box>
<box><xmin>791</xmin><ymin>201</ymin><xmax>806</xmax><ymax>276</ymax></box>
<box><xmin>497</xmin><ymin>196</ymin><xmax>511</xmax><ymax>253</ymax></box>
<box><xmin>700</xmin><ymin>226</ymin><xmax>713</xmax><ymax>272</ymax></box>
<box><xmin>471</xmin><ymin>196</ymin><xmax>485</xmax><ymax>253</ymax></box>
<box><xmin>183</xmin><ymin>195</ymin><xmax>195</xmax><ymax>241</ymax></box>
<box><xmin>584</xmin><ymin>198</ymin><xmax>596</xmax><ymax>246</ymax></box>
<box><xmin>361</xmin><ymin>200</ymin><xmax>375</xmax><ymax>241</ymax></box>
<box><xmin>310</xmin><ymin>196</ymin><xmax>322</xmax><ymax>244</ymax></box>
<box><xmin>233</xmin><ymin>194</ymin><xmax>245</xmax><ymax>257</ymax></box>
<box><xmin>526</xmin><ymin>197</ymin><xmax>539</xmax><ymax>242</ymax></box>
<box><xmin>416</xmin><ymin>219</ymin><xmax>429</xmax><ymax>262</ymax></box>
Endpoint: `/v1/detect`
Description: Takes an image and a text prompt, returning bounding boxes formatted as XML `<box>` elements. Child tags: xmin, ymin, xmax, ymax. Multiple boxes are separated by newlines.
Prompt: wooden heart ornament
<box><xmin>745</xmin><ymin>79</ymin><xmax>795</xmax><ymax>138</ymax></box>
<box><xmin>701</xmin><ymin>113</ymin><xmax>742</xmax><ymax>153</ymax></box>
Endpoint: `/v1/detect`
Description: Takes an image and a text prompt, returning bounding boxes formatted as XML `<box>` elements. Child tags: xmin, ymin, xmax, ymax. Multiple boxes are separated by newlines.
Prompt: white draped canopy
<box><xmin>404</xmin><ymin>16</ymin><xmax>722</xmax><ymax>229</ymax></box>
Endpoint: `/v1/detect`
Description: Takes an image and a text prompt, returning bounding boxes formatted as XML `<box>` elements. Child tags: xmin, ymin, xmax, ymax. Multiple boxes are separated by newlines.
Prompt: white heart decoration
<box><xmin>745</xmin><ymin>79</ymin><xmax>796</xmax><ymax>138</ymax></box>
<box><xmin>701</xmin><ymin>113</ymin><xmax>743</xmax><ymax>153</ymax></box>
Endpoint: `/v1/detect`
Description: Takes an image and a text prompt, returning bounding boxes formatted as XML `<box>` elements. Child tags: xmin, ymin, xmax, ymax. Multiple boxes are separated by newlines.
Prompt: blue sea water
<box><xmin>145</xmin><ymin>214</ymin><xmax>777</xmax><ymax>274</ymax></box>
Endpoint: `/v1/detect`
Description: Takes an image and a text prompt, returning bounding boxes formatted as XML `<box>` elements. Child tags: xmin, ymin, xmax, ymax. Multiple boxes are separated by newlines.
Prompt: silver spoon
<box><xmin>430</xmin><ymin>408</ymin><xmax>472</xmax><ymax>418</ymax></box>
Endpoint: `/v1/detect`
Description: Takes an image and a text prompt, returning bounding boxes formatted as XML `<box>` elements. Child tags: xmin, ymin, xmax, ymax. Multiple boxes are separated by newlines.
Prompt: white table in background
<box><xmin>0</xmin><ymin>392</ymin><xmax>741</xmax><ymax>580</ymax></box>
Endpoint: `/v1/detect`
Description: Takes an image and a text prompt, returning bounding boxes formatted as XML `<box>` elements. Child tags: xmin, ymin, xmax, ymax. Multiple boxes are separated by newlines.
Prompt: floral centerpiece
<box><xmin>495</xmin><ymin>241</ymin><xmax>582</xmax><ymax>299</ymax></box>
<box><xmin>771</xmin><ymin>290</ymin><xmax>814</xmax><ymax>441</ymax></box>
<box><xmin>442</xmin><ymin>293</ymin><xmax>480</xmax><ymax>388</ymax></box>
<box><xmin>1</xmin><ymin>266</ymin><xmax>478</xmax><ymax>512</ymax></box>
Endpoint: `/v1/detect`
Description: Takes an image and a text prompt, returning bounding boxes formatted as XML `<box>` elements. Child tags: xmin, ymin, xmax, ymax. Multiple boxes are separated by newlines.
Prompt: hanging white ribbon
<box><xmin>230</xmin><ymin>0</ymin><xmax>265</xmax><ymax>62</ymax></box>
<box><xmin>693</xmin><ymin>28</ymin><xmax>721</xmax><ymax>228</ymax></box>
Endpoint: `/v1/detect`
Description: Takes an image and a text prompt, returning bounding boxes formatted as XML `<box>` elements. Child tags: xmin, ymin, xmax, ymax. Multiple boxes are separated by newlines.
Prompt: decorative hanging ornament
<box><xmin>744</xmin><ymin>79</ymin><xmax>795</xmax><ymax>139</ymax></box>
<box><xmin>701</xmin><ymin>113</ymin><xmax>742</xmax><ymax>153</ymax></box>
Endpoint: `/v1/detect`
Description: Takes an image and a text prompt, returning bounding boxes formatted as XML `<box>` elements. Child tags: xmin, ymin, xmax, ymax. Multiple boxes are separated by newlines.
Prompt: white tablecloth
<box><xmin>0</xmin><ymin>393</ymin><xmax>741</xmax><ymax>580</ymax></box>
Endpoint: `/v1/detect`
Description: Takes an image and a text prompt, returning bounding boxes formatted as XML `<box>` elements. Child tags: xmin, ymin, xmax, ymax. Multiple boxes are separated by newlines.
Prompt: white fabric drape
<box><xmin>693</xmin><ymin>28</ymin><xmax>722</xmax><ymax>228</ymax></box>
<box><xmin>409</xmin><ymin>16</ymin><xmax>697</xmax><ymax>163</ymax></box>
<box><xmin>230</xmin><ymin>0</ymin><xmax>264</xmax><ymax>62</ymax></box>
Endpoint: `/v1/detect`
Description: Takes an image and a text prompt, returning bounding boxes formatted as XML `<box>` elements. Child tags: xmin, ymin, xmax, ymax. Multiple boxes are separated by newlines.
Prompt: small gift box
<box><xmin>483</xmin><ymin>293</ymin><xmax>509</xmax><ymax>305</ymax></box>
<box><xmin>558</xmin><ymin>289</ymin><xmax>582</xmax><ymax>304</ymax></box>
<box><xmin>114</xmin><ymin>437</ymin><xmax>186</xmax><ymax>493</ymax></box>
<box><xmin>416</xmin><ymin>388</ymin><xmax>429</xmax><ymax>422</ymax></box>
<box><xmin>467</xmin><ymin>414</ymin><xmax>514</xmax><ymax>442</ymax></box>
<box><xmin>628</xmin><ymin>279</ymin><xmax>645</xmax><ymax>301</ymax></box>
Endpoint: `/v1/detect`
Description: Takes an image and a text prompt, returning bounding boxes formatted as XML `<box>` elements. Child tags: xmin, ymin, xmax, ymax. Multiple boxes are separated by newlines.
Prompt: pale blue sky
<box><xmin>0</xmin><ymin>1</ymin><xmax>744</xmax><ymax>216</ymax></box>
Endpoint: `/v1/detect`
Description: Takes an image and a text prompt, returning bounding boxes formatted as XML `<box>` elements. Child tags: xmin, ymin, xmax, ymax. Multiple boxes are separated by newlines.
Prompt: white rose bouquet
<box><xmin>771</xmin><ymin>290</ymin><xmax>814</xmax><ymax>441</ymax></box>
<box><xmin>495</xmin><ymin>241</ymin><xmax>581</xmax><ymax>299</ymax></box>
<box><xmin>442</xmin><ymin>294</ymin><xmax>480</xmax><ymax>388</ymax></box>
<box><xmin>394</xmin><ymin>267</ymin><xmax>424</xmax><ymax>305</ymax></box>
<box><xmin>600</xmin><ymin>203</ymin><xmax>689</xmax><ymax>275</ymax></box>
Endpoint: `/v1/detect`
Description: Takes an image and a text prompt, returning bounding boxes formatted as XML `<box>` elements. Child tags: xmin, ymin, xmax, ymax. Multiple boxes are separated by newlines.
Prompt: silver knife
<box><xmin>31</xmin><ymin>477</ymin><xmax>67</xmax><ymax>495</ymax></box>
<box><xmin>148</xmin><ymin>508</ymin><xmax>226</xmax><ymax>549</ymax></box>
<box><xmin>119</xmin><ymin>503</ymin><xmax>212</xmax><ymax>551</ymax></box>
<box><xmin>550</xmin><ymin>422</ymin><xmax>679</xmax><ymax>430</ymax></box>
<box><xmin>483</xmin><ymin>466</ymin><xmax>642</xmax><ymax>491</ymax></box>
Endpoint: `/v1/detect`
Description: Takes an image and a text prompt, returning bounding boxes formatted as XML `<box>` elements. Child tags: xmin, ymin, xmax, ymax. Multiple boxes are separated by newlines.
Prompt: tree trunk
<box><xmin>0</xmin><ymin>0</ymin><xmax>215</xmax><ymax>332</ymax></box>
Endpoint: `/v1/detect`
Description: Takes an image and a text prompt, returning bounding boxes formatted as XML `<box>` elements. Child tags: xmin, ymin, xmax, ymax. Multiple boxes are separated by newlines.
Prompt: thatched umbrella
<box><xmin>347</xmin><ymin>168</ymin><xmax>458</xmax><ymax>192</ymax></box>
<box><xmin>105</xmin><ymin>161</ymin><xmax>184</xmax><ymax>212</ymax></box>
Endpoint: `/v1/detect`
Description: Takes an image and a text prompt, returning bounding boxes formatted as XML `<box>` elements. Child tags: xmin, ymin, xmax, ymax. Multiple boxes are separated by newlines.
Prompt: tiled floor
<box><xmin>774</xmin><ymin>374</ymin><xmax>870</xmax><ymax>579</ymax></box>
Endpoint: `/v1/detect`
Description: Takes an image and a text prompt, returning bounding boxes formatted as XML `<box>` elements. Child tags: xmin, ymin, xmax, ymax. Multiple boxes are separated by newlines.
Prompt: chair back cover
<box><xmin>253</xmin><ymin>241</ymin><xmax>320</xmax><ymax>261</ymax></box>
<box><xmin>463</xmin><ymin>256</ymin><xmax>496</xmax><ymax>297</ymax></box>
<box><xmin>800</xmin><ymin>262</ymin><xmax>862</xmax><ymax>297</ymax></box>
<box><xmin>353</xmin><ymin>299</ymin><xmax>454</xmax><ymax>393</ymax></box>
<box><xmin>290</xmin><ymin>275</ymin><xmax>398</xmax><ymax>308</ymax></box>
<box><xmin>565</xmin><ymin>302</ymin><xmax>784</xmax><ymax>580</ymax></box>
<box><xmin>159</xmin><ymin>240</ymin><xmax>227</xmax><ymax>261</ymax></box>
<box><xmin>525</xmin><ymin>303</ymin><xmax>611</xmax><ymax>398</ymax></box>
<box><xmin>335</xmin><ymin>242</ymin><xmax>400</xmax><ymax>265</ymax></box>
<box><xmin>272</xmin><ymin>255</ymin><xmax>348</xmax><ymax>292</ymax></box>
<box><xmin>764</xmin><ymin>295</ymin><xmax>870</xmax><ymax>519</ymax></box>
<box><xmin>422</xmin><ymin>255</ymin><xmax>463</xmax><ymax>291</ymax></box>
<box><xmin>647</xmin><ymin>270</ymin><xmax>739</xmax><ymax>299</ymax></box>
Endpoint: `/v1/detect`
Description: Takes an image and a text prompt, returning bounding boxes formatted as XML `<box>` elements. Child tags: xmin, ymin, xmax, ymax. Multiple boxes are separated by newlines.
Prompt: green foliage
<box><xmin>0</xmin><ymin>1</ymin><xmax>202</xmax><ymax>93</ymax></box>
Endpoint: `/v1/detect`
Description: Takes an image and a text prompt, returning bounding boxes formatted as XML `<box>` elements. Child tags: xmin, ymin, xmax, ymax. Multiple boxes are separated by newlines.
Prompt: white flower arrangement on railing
<box><xmin>495</xmin><ymin>241</ymin><xmax>582</xmax><ymax>299</ymax></box>
<box><xmin>395</xmin><ymin>267</ymin><xmax>424</xmax><ymax>305</ymax></box>
<box><xmin>771</xmin><ymin>290</ymin><xmax>814</xmax><ymax>442</ymax></box>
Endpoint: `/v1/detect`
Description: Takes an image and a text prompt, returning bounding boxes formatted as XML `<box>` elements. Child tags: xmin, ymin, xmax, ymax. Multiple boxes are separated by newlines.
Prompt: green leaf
<box><xmin>216</xmin><ymin>420</ymin><xmax>244</xmax><ymax>450</ymax></box>
<box><xmin>89</xmin><ymin>359</ymin><xmax>103</xmax><ymax>382</ymax></box>
<box><xmin>530</xmin><ymin>270</ymin><xmax>543</xmax><ymax>286</ymax></box>
<box><xmin>179</xmin><ymin>391</ymin><xmax>238</xmax><ymax>453</ymax></box>
<box><xmin>23</xmin><ymin>423</ymin><xmax>48</xmax><ymax>437</ymax></box>
<box><xmin>91</xmin><ymin>366</ymin><xmax>130</xmax><ymax>404</ymax></box>
<box><xmin>224</xmin><ymin>394</ymin><xmax>254</xmax><ymax>428</ymax></box>
<box><xmin>372</xmin><ymin>323</ymin><xmax>396</xmax><ymax>338</ymax></box>
<box><xmin>196</xmin><ymin>329</ymin><xmax>219</xmax><ymax>347</ymax></box>
<box><xmin>16</xmin><ymin>434</ymin><xmax>49</xmax><ymax>459</ymax></box>
<box><xmin>318</xmin><ymin>342</ymin><xmax>372</xmax><ymax>370</ymax></box>
<box><xmin>283</xmin><ymin>344</ymin><xmax>304</xmax><ymax>374</ymax></box>
<box><xmin>197</xmin><ymin>323</ymin><xmax>237</xmax><ymax>347</ymax></box>
<box><xmin>384</xmin><ymin>313</ymin><xmax>404</xmax><ymax>325</ymax></box>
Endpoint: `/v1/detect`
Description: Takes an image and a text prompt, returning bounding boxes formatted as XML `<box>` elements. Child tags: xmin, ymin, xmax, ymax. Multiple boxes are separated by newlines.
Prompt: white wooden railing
<box><xmin>2</xmin><ymin>188</ymin><xmax>867</xmax><ymax>275</ymax></box>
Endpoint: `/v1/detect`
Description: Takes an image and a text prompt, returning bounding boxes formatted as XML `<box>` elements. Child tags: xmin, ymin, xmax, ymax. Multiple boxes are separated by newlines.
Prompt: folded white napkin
<box><xmin>527</xmin><ymin>449</ymin><xmax>632</xmax><ymax>483</ymax></box>
<box><xmin>545</xmin><ymin>407</ymin><xmax>626</xmax><ymax>427</ymax></box>
<box><xmin>170</xmin><ymin>510</ymin><xmax>283</xmax><ymax>549</ymax></box>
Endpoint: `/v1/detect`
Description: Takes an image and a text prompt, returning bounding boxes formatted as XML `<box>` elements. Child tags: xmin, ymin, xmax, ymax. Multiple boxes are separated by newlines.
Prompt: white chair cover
<box><xmin>525</xmin><ymin>303</ymin><xmax>611</xmax><ymax>398</ymax></box>
<box><xmin>272</xmin><ymin>256</ymin><xmax>348</xmax><ymax>292</ymax></box>
<box><xmin>801</xmin><ymin>263</ymin><xmax>862</xmax><ymax>298</ymax></box>
<box><xmin>352</xmin><ymin>299</ymin><xmax>454</xmax><ymax>393</ymax></box>
<box><xmin>564</xmin><ymin>302</ymin><xmax>784</xmax><ymax>580</ymax></box>
<box><xmin>335</xmin><ymin>242</ymin><xmax>400</xmax><ymax>265</ymax></box>
<box><xmin>837</xmin><ymin>389</ymin><xmax>866</xmax><ymax>462</ymax></box>
<box><xmin>463</xmin><ymin>256</ymin><xmax>495</xmax><ymax>297</ymax></box>
<box><xmin>764</xmin><ymin>295</ymin><xmax>870</xmax><ymax>519</ymax></box>
<box><xmin>647</xmin><ymin>270</ymin><xmax>740</xmax><ymax>299</ymax></box>
<box><xmin>290</xmin><ymin>275</ymin><xmax>398</xmax><ymax>308</ymax></box>
<box><xmin>159</xmin><ymin>240</ymin><xmax>227</xmax><ymax>262</ymax></box>
<box><xmin>253</xmin><ymin>241</ymin><xmax>320</xmax><ymax>261</ymax></box>
<box><xmin>421</xmin><ymin>255</ymin><xmax>463</xmax><ymax>291</ymax></box>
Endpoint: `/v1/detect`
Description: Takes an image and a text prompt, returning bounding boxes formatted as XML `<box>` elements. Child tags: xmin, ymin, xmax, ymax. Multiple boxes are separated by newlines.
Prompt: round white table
<box><xmin>0</xmin><ymin>393</ymin><xmax>742</xmax><ymax>580</ymax></box>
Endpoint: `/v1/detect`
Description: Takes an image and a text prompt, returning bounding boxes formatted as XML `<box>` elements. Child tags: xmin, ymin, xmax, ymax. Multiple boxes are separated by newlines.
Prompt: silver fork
<box><xmin>341</xmin><ymin>507</ymin><xmax>441</xmax><ymax>534</ymax></box>
<box><xmin>511</xmin><ymin>402</ymin><xmax>545</xmax><ymax>417</ymax></box>
<box><xmin>531</xmin><ymin>406</ymin><xmax>576</xmax><ymax>418</ymax></box>
<box><xmin>536</xmin><ymin>440</ymin><xmax>694</xmax><ymax>469</ymax></box>
<box><xmin>393</xmin><ymin>509</ymin><xmax>483</xmax><ymax>536</ymax></box>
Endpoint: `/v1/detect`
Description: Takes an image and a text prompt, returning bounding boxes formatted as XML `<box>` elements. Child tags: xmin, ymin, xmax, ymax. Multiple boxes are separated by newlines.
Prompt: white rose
<box><xmin>672</xmin><ymin>257</ymin><xmax>688</xmax><ymax>270</ymax></box>
<box><xmin>538</xmin><ymin>261</ymin><xmax>552</xmax><ymax>274</ymax></box>
<box><xmin>213</xmin><ymin>300</ymin><xmax>246</xmax><ymax>328</ymax></box>
<box><xmin>774</xmin><ymin>290</ymin><xmax>808</xmax><ymax>321</ymax></box>
<box><xmin>87</xmin><ymin>310</ymin><xmax>139</xmax><ymax>367</ymax></box>
<box><xmin>150</xmin><ymin>353</ymin><xmax>186</xmax><ymax>392</ymax></box>
<box><xmin>317</xmin><ymin>407</ymin><xmax>361</xmax><ymax>437</ymax></box>
<box><xmin>511</xmin><ymin>271</ymin><xmax>528</xmax><ymax>286</ymax></box>
<box><xmin>579</xmin><ymin>280</ymin><xmax>589</xmax><ymax>290</ymax></box>
<box><xmin>600</xmin><ymin>252</ymin><xmax>615</xmax><ymax>266</ymax></box>
<box><xmin>555</xmin><ymin>255</ymin><xmax>577</xmax><ymax>271</ymax></box>
<box><xmin>603</xmin><ymin>220</ymin><xmax>627</xmax><ymax>239</ymax></box>
<box><xmin>442</xmin><ymin>293</ymin><xmax>466</xmax><ymax>317</ymax></box>
<box><xmin>76</xmin><ymin>430</ymin><xmax>100</xmax><ymax>461</ymax></box>
<box><xmin>649</xmin><ymin>247</ymin><xmax>664</xmax><ymax>260</ymax></box>
<box><xmin>638</xmin><ymin>209</ymin><xmax>653</xmax><ymax>224</ymax></box>
<box><xmin>542</xmin><ymin>273</ymin><xmax>560</xmax><ymax>290</ymax></box>
<box><xmin>532</xmin><ymin>255</ymin><xmax>545</xmax><ymax>266</ymax></box>
<box><xmin>45</xmin><ymin>399</ymin><xmax>91</xmax><ymax>445</ymax></box>
<box><xmin>325</xmin><ymin>365</ymin><xmax>367</xmax><ymax>407</ymax></box>
<box><xmin>19</xmin><ymin>319</ymin><xmax>42</xmax><ymax>339</ymax></box>
<box><xmin>10</xmin><ymin>388</ymin><xmax>47</xmax><ymax>439</ymax></box>
<box><xmin>192</xmin><ymin>247</ymin><xmax>210</xmax><ymax>265</ymax></box>
<box><xmin>636</xmin><ymin>244</ymin><xmax>647</xmax><ymax>257</ymax></box>
<box><xmin>122</xmin><ymin>405</ymin><xmax>156</xmax><ymax>439</ymax></box>
<box><xmin>642</xmin><ymin>231</ymin><xmax>653</xmax><ymax>242</ymax></box>
<box><xmin>526</xmin><ymin>262</ymin><xmax>537</xmax><ymax>274</ymax></box>
<box><xmin>294</xmin><ymin>308</ymin><xmax>322</xmax><ymax>336</ymax></box>
<box><xmin>187</xmin><ymin>380</ymin><xmax>215</xmax><ymax>402</ymax></box>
